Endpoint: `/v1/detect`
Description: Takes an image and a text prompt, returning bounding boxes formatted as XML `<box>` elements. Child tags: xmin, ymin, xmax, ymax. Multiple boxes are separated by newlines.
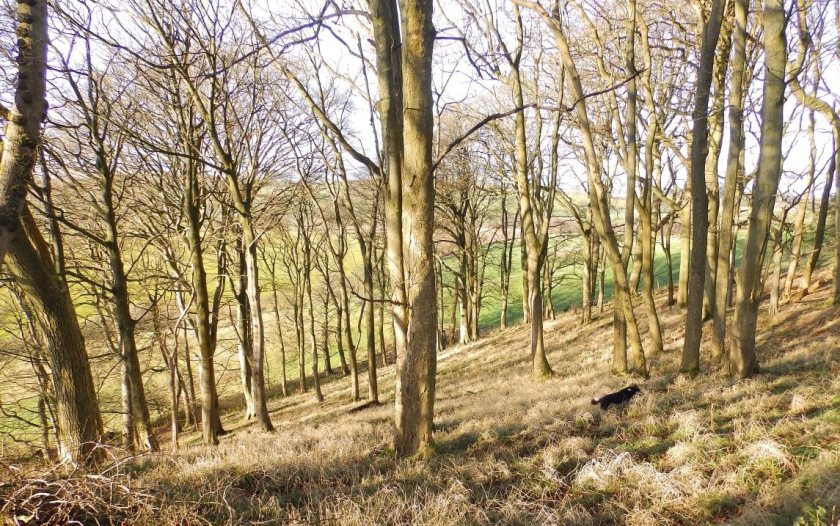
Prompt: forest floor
<box><xmin>3</xmin><ymin>275</ymin><xmax>840</xmax><ymax>525</ymax></box>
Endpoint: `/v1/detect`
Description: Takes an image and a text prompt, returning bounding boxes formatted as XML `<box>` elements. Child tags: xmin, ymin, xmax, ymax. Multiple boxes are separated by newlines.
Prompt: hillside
<box><xmin>3</xmin><ymin>274</ymin><xmax>839</xmax><ymax>525</ymax></box>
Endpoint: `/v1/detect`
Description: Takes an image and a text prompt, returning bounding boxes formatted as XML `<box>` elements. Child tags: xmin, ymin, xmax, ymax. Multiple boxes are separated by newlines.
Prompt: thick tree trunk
<box><xmin>681</xmin><ymin>0</ymin><xmax>725</xmax><ymax>375</ymax></box>
<box><xmin>8</xmin><ymin>215</ymin><xmax>103</xmax><ymax>464</ymax></box>
<box><xmin>0</xmin><ymin>0</ymin><xmax>48</xmax><ymax>266</ymax></box>
<box><xmin>393</xmin><ymin>0</ymin><xmax>437</xmax><ymax>456</ymax></box>
<box><xmin>120</xmin><ymin>359</ymin><xmax>135</xmax><ymax>450</ymax></box>
<box><xmin>731</xmin><ymin>0</ymin><xmax>786</xmax><ymax>378</ymax></box>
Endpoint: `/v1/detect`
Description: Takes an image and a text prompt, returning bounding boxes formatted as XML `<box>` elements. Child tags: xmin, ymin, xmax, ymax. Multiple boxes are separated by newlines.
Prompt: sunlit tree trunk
<box><xmin>731</xmin><ymin>0</ymin><xmax>787</xmax><ymax>378</ymax></box>
<box><xmin>8</xmin><ymin>212</ymin><xmax>103</xmax><ymax>464</ymax></box>
<box><xmin>712</xmin><ymin>0</ymin><xmax>748</xmax><ymax>365</ymax></box>
<box><xmin>393</xmin><ymin>0</ymin><xmax>438</xmax><ymax>456</ymax></box>
<box><xmin>681</xmin><ymin>0</ymin><xmax>725</xmax><ymax>375</ymax></box>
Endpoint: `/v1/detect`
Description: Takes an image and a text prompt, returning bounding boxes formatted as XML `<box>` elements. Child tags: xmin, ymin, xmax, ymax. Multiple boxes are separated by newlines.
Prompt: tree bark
<box><xmin>731</xmin><ymin>0</ymin><xmax>786</xmax><ymax>378</ymax></box>
<box><xmin>681</xmin><ymin>0</ymin><xmax>725</xmax><ymax>375</ymax></box>
<box><xmin>7</xmin><ymin>213</ymin><xmax>103</xmax><ymax>464</ymax></box>
<box><xmin>712</xmin><ymin>0</ymin><xmax>748</xmax><ymax>365</ymax></box>
<box><xmin>393</xmin><ymin>0</ymin><xmax>438</xmax><ymax>456</ymax></box>
<box><xmin>0</xmin><ymin>0</ymin><xmax>48</xmax><ymax>266</ymax></box>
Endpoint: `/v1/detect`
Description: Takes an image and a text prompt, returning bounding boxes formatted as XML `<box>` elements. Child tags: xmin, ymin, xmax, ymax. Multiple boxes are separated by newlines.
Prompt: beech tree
<box><xmin>730</xmin><ymin>0</ymin><xmax>787</xmax><ymax>378</ymax></box>
<box><xmin>0</xmin><ymin>0</ymin><xmax>103</xmax><ymax>464</ymax></box>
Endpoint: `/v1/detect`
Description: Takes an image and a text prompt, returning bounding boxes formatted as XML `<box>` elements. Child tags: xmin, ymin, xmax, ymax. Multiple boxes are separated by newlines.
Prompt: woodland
<box><xmin>0</xmin><ymin>0</ymin><xmax>839</xmax><ymax>523</ymax></box>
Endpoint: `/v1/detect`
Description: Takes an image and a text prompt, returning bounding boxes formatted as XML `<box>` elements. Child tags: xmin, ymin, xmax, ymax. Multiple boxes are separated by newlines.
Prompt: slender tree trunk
<box><xmin>662</xmin><ymin>213</ymin><xmax>675</xmax><ymax>306</ymax></box>
<box><xmin>783</xmin><ymin>110</ymin><xmax>817</xmax><ymax>299</ymax></box>
<box><xmin>703</xmin><ymin>12</ymin><xmax>733</xmax><ymax>320</ymax></box>
<box><xmin>340</xmin><ymin>270</ymin><xmax>360</xmax><ymax>399</ymax></box>
<box><xmin>241</xmin><ymin>220</ymin><xmax>274</xmax><ymax>430</ymax></box>
<box><xmin>363</xmin><ymin>253</ymin><xmax>379</xmax><ymax>402</ymax></box>
<box><xmin>582</xmin><ymin>228</ymin><xmax>593</xmax><ymax>323</ymax></box>
<box><xmin>640</xmin><ymin>194</ymin><xmax>663</xmax><ymax>355</ymax></box>
<box><xmin>801</xmin><ymin>147</ymin><xmax>835</xmax><ymax>292</ymax></box>
<box><xmin>509</xmin><ymin>8</ymin><xmax>552</xmax><ymax>377</ymax></box>
<box><xmin>768</xmin><ymin>221</ymin><xmax>786</xmax><ymax>315</ymax></box>
<box><xmin>520</xmin><ymin>241</ymin><xmax>530</xmax><ymax>324</ymax></box>
<box><xmin>500</xmin><ymin>207</ymin><xmax>517</xmax><ymax>329</ymax></box>
<box><xmin>322</xmin><ymin>293</ymin><xmax>334</xmax><ymax>376</ymax></box>
<box><xmin>731</xmin><ymin>0</ymin><xmax>786</xmax><ymax>378</ymax></box>
<box><xmin>104</xmin><ymin>190</ymin><xmax>157</xmax><ymax>452</ymax></box>
<box><xmin>678</xmin><ymin>184</ymin><xmax>691</xmax><ymax>308</ymax></box>
<box><xmin>294</xmin><ymin>291</ymin><xmax>307</xmax><ymax>393</ymax></box>
<box><xmin>271</xmin><ymin>284</ymin><xmax>289</xmax><ymax>397</ymax></box>
<box><xmin>378</xmin><ymin>269</ymin><xmax>388</xmax><ymax>365</ymax></box>
<box><xmin>712</xmin><ymin>0</ymin><xmax>748</xmax><ymax>364</ymax></box>
<box><xmin>832</xmin><ymin>127</ymin><xmax>840</xmax><ymax>304</ymax></box>
<box><xmin>682</xmin><ymin>0</ymin><xmax>725</xmax><ymax>374</ymax></box>
<box><xmin>304</xmin><ymin>239</ymin><xmax>324</xmax><ymax>403</ymax></box>
<box><xmin>235</xmin><ymin>245</ymin><xmax>256</xmax><ymax>420</ymax></box>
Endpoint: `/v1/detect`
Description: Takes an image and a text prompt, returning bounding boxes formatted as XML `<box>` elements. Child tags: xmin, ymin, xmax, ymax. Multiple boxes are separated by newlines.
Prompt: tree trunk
<box><xmin>363</xmin><ymin>253</ymin><xmax>379</xmax><ymax>402</ymax></box>
<box><xmin>581</xmin><ymin>228</ymin><xmax>593</xmax><ymax>323</ymax></box>
<box><xmin>783</xmin><ymin>110</ymin><xmax>817</xmax><ymax>299</ymax></box>
<box><xmin>104</xmin><ymin>184</ymin><xmax>157</xmax><ymax>452</ymax></box>
<box><xmin>241</xmin><ymin>220</ymin><xmax>274</xmax><ymax>430</ymax></box>
<box><xmin>731</xmin><ymin>0</ymin><xmax>786</xmax><ymax>378</ymax></box>
<box><xmin>712</xmin><ymin>0</ymin><xmax>748</xmax><ymax>365</ymax></box>
<box><xmin>681</xmin><ymin>0</ymin><xmax>725</xmax><ymax>375</ymax></box>
<box><xmin>7</xmin><ymin>214</ymin><xmax>103</xmax><ymax>464</ymax></box>
<box><xmin>322</xmin><ymin>293</ymin><xmax>334</xmax><ymax>376</ymax></box>
<box><xmin>0</xmin><ymin>0</ymin><xmax>48</xmax><ymax>266</ymax></box>
<box><xmin>832</xmin><ymin>127</ymin><xmax>840</xmax><ymax>304</ymax></box>
<box><xmin>271</xmin><ymin>284</ymin><xmax>289</xmax><ymax>397</ymax></box>
<box><xmin>393</xmin><ymin>0</ymin><xmax>437</xmax><ymax>456</ymax></box>
<box><xmin>235</xmin><ymin>245</ymin><xmax>257</xmax><ymax>420</ymax></box>
<box><xmin>702</xmin><ymin>12</ymin><xmax>733</xmax><ymax>320</ymax></box>
<box><xmin>801</xmin><ymin>147</ymin><xmax>835</xmax><ymax>292</ymax></box>
<box><xmin>662</xmin><ymin>212</ymin><xmax>675</xmax><ymax>306</ymax></box>
<box><xmin>768</xmin><ymin>222</ymin><xmax>785</xmax><ymax>315</ymax></box>
<box><xmin>304</xmin><ymin>236</ymin><xmax>324</xmax><ymax>404</ymax></box>
<box><xmin>677</xmin><ymin>192</ymin><xmax>691</xmax><ymax>307</ymax></box>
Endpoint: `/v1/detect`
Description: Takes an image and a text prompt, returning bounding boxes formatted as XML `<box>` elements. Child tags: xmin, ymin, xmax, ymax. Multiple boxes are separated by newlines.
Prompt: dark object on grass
<box><xmin>591</xmin><ymin>385</ymin><xmax>641</xmax><ymax>410</ymax></box>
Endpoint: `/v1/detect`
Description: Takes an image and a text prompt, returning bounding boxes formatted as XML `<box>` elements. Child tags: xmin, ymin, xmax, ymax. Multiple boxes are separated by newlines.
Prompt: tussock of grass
<box><xmin>3</xmin><ymin>277</ymin><xmax>840</xmax><ymax>525</ymax></box>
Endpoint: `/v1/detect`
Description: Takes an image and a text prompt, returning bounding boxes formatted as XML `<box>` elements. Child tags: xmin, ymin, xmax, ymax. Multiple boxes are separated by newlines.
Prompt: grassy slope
<box><xmin>115</xmin><ymin>269</ymin><xmax>840</xmax><ymax>525</ymax></box>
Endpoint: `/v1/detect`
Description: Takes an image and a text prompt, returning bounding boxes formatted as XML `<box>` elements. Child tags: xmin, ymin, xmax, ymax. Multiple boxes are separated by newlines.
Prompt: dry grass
<box><xmin>3</xmin><ymin>278</ymin><xmax>840</xmax><ymax>525</ymax></box>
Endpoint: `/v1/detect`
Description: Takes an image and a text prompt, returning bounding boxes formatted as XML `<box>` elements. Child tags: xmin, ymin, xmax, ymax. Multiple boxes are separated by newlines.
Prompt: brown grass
<box><xmin>3</xmin><ymin>278</ymin><xmax>840</xmax><ymax>525</ymax></box>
